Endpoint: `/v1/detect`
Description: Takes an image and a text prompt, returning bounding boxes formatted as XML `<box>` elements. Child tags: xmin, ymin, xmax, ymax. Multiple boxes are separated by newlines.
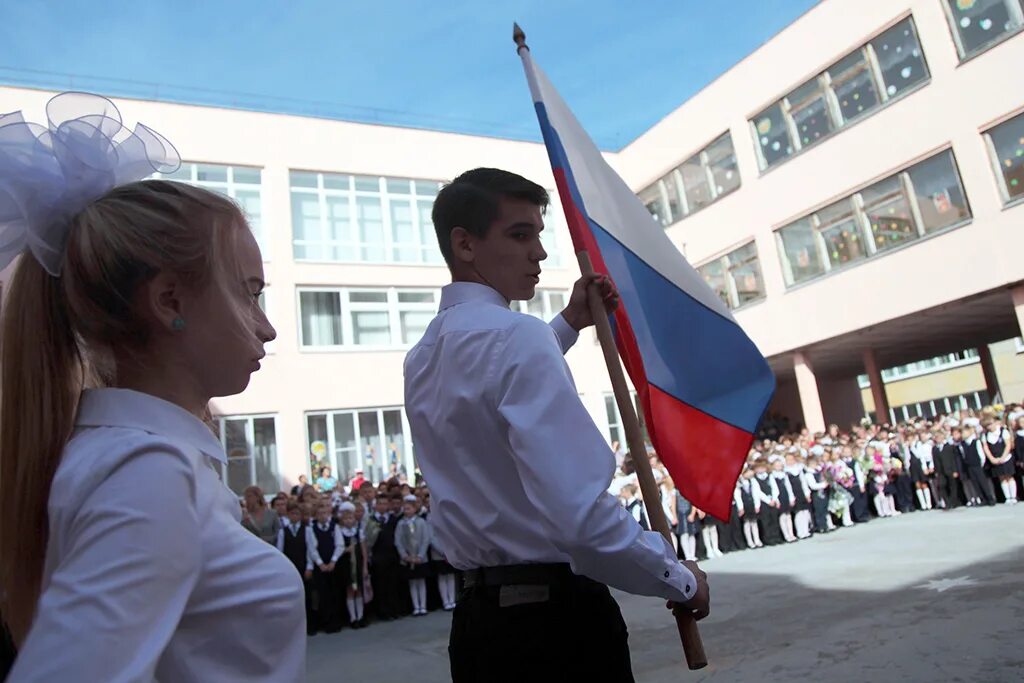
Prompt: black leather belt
<box><xmin>462</xmin><ymin>562</ymin><xmax>571</xmax><ymax>588</ymax></box>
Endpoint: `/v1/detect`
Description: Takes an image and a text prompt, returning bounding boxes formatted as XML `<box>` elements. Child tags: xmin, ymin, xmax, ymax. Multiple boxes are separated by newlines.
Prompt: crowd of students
<box><xmin>617</xmin><ymin>404</ymin><xmax>1024</xmax><ymax>561</ymax></box>
<box><xmin>239</xmin><ymin>404</ymin><xmax>1024</xmax><ymax>633</ymax></box>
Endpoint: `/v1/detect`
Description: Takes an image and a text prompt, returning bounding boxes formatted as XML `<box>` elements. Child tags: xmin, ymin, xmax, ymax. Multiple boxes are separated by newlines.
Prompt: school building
<box><xmin>1</xmin><ymin>0</ymin><xmax>1023</xmax><ymax>495</ymax></box>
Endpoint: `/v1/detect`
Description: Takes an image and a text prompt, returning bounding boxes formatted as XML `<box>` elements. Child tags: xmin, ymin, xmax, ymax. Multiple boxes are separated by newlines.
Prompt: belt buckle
<box><xmin>498</xmin><ymin>584</ymin><xmax>550</xmax><ymax>608</ymax></box>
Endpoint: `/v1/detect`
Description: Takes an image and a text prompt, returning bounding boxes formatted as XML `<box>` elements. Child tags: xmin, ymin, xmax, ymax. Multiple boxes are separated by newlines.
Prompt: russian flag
<box><xmin>518</xmin><ymin>40</ymin><xmax>775</xmax><ymax>521</ymax></box>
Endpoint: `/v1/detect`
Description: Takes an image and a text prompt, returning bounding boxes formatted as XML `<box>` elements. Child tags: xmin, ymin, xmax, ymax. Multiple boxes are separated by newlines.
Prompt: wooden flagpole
<box><xmin>512</xmin><ymin>23</ymin><xmax>707</xmax><ymax>670</ymax></box>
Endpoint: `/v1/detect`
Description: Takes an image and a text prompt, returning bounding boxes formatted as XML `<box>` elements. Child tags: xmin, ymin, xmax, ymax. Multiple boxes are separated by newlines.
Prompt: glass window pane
<box><xmin>307</xmin><ymin>414</ymin><xmax>329</xmax><ymax>472</ymax></box>
<box><xmin>871</xmin><ymin>19</ymin><xmax>928</xmax><ymax>99</ymax></box>
<box><xmin>253</xmin><ymin>417</ymin><xmax>278</xmax><ymax>494</ymax></box>
<box><xmin>332</xmin><ymin>413</ymin><xmax>358</xmax><ymax>481</ymax></box>
<box><xmin>638</xmin><ymin>184</ymin><xmax>669</xmax><ymax>226</ymax></box>
<box><xmin>224</xmin><ymin>419</ymin><xmax>251</xmax><ymax>495</ymax></box>
<box><xmin>698</xmin><ymin>259</ymin><xmax>731</xmax><ymax>308</ymax></box>
<box><xmin>354</xmin><ymin>176</ymin><xmax>380</xmax><ymax>192</ymax></box>
<box><xmin>164</xmin><ymin>164</ymin><xmax>193</xmax><ymax>181</ymax></box>
<box><xmin>351</xmin><ymin>311</ymin><xmax>391</xmax><ymax>345</ymax></box>
<box><xmin>349</xmin><ymin>291</ymin><xmax>388</xmax><ymax>303</ymax></box>
<box><xmin>548</xmin><ymin>291</ymin><xmax>568</xmax><ymax>312</ymax></box>
<box><xmin>195</xmin><ymin>164</ymin><xmax>228</xmax><ymax>183</ymax></box>
<box><xmin>292</xmin><ymin>193</ymin><xmax>322</xmax><ymax>260</ymax></box>
<box><xmin>357</xmin><ymin>412</ymin><xmax>383</xmax><ymax>481</ymax></box>
<box><xmin>988</xmin><ymin>112</ymin><xmax>1024</xmax><ymax>201</ymax></box>
<box><xmin>817</xmin><ymin>199</ymin><xmax>867</xmax><ymax>269</ymax></box>
<box><xmin>705</xmin><ymin>136</ymin><xmax>740</xmax><ymax>197</ymax></box>
<box><xmin>862</xmin><ymin>176</ymin><xmax>917</xmax><ymax>253</ymax></box>
<box><xmin>323</xmin><ymin>174</ymin><xmax>350</xmax><ymax>191</ymax></box>
<box><xmin>726</xmin><ymin>244</ymin><xmax>765</xmax><ymax>306</ymax></box>
<box><xmin>753</xmin><ymin>103</ymin><xmax>793</xmax><ymax>168</ymax></box>
<box><xmin>382</xmin><ymin>410</ymin><xmax>407</xmax><ymax>480</ymax></box>
<box><xmin>290</xmin><ymin>171</ymin><xmax>319</xmax><ymax>188</ymax></box>
<box><xmin>233</xmin><ymin>167</ymin><xmax>261</xmax><ymax>185</ymax></box>
<box><xmin>356</xmin><ymin>196</ymin><xmax>386</xmax><ymax>261</ymax></box>
<box><xmin>788</xmin><ymin>79</ymin><xmax>835</xmax><ymax>148</ymax></box>
<box><xmin>386</xmin><ymin>178</ymin><xmax>412</xmax><ymax>194</ymax></box>
<box><xmin>680</xmin><ymin>154</ymin><xmax>712</xmax><ymax>212</ymax></box>
<box><xmin>907</xmin><ymin>151</ymin><xmax>971</xmax><ymax>231</ymax></box>
<box><xmin>400</xmin><ymin>311</ymin><xmax>434</xmax><ymax>345</ymax></box>
<box><xmin>300</xmin><ymin>291</ymin><xmax>343</xmax><ymax>346</ymax></box>
<box><xmin>778</xmin><ymin>218</ymin><xmax>825</xmax><ymax>284</ymax></box>
<box><xmin>525</xmin><ymin>293</ymin><xmax>545</xmax><ymax>318</ymax></box>
<box><xmin>829</xmin><ymin>51</ymin><xmax>879</xmax><ymax>123</ymax></box>
<box><xmin>397</xmin><ymin>291</ymin><xmax>435</xmax><ymax>303</ymax></box>
<box><xmin>946</xmin><ymin>0</ymin><xmax>1023</xmax><ymax>58</ymax></box>
<box><xmin>415</xmin><ymin>180</ymin><xmax>441</xmax><ymax>197</ymax></box>
<box><xmin>389</xmin><ymin>199</ymin><xmax>417</xmax><ymax>262</ymax></box>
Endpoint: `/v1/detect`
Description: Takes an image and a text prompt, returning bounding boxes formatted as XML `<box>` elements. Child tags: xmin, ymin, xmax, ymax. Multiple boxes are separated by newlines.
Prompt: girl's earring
<box><xmin>172</xmin><ymin>317</ymin><xmax>186</xmax><ymax>332</ymax></box>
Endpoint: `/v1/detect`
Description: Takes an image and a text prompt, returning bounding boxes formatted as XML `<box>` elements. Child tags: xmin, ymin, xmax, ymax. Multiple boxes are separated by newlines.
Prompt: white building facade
<box><xmin>2</xmin><ymin>0</ymin><xmax>1023</xmax><ymax>494</ymax></box>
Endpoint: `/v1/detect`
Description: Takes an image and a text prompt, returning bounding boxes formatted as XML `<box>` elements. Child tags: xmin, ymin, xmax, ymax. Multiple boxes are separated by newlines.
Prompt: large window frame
<box><xmin>297</xmin><ymin>286</ymin><xmax>440</xmax><ymax>351</ymax></box>
<box><xmin>696</xmin><ymin>241</ymin><xmax>767</xmax><ymax>310</ymax></box>
<box><xmin>983</xmin><ymin>110</ymin><xmax>1024</xmax><ymax>206</ymax></box>
<box><xmin>305</xmin><ymin>407</ymin><xmax>414</xmax><ymax>486</ymax></box>
<box><xmin>215</xmin><ymin>414</ymin><xmax>280</xmax><ymax>496</ymax></box>
<box><xmin>637</xmin><ymin>132</ymin><xmax>742</xmax><ymax>228</ymax></box>
<box><xmin>159</xmin><ymin>162</ymin><xmax>267</xmax><ymax>259</ymax></box>
<box><xmin>941</xmin><ymin>0</ymin><xmax>1024</xmax><ymax>61</ymax></box>
<box><xmin>750</xmin><ymin>16</ymin><xmax>930</xmax><ymax>172</ymax></box>
<box><xmin>774</xmin><ymin>148</ymin><xmax>972</xmax><ymax>287</ymax></box>
<box><xmin>290</xmin><ymin>171</ymin><xmax>445</xmax><ymax>265</ymax></box>
<box><xmin>516</xmin><ymin>288</ymin><xmax>570</xmax><ymax>320</ymax></box>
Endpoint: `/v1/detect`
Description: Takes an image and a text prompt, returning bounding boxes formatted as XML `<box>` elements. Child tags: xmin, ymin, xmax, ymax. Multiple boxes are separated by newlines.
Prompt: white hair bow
<box><xmin>0</xmin><ymin>91</ymin><xmax>180</xmax><ymax>276</ymax></box>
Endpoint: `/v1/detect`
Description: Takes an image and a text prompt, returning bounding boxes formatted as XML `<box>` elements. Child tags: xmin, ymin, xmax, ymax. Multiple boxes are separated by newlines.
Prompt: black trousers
<box><xmin>371</xmin><ymin>561</ymin><xmax>403</xmax><ymax>619</ymax></box>
<box><xmin>449</xmin><ymin>572</ymin><xmax>634</xmax><ymax>682</ymax></box>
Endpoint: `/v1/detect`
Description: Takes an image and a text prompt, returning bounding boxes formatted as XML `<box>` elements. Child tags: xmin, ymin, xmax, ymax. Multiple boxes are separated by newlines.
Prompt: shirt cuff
<box><xmin>549</xmin><ymin>314</ymin><xmax>580</xmax><ymax>354</ymax></box>
<box><xmin>655</xmin><ymin>533</ymin><xmax>698</xmax><ymax>603</ymax></box>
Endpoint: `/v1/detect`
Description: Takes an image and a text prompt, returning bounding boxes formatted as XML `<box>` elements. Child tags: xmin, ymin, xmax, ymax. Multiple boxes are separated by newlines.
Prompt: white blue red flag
<box><xmin>518</xmin><ymin>42</ymin><xmax>775</xmax><ymax>520</ymax></box>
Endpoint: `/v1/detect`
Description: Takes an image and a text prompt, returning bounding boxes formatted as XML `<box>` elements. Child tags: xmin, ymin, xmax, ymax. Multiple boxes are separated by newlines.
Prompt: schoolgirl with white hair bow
<box><xmin>0</xmin><ymin>93</ymin><xmax>303</xmax><ymax>681</ymax></box>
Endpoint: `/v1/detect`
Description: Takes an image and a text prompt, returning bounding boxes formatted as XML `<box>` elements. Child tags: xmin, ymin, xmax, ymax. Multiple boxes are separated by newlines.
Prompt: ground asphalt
<box><xmin>306</xmin><ymin>503</ymin><xmax>1023</xmax><ymax>682</ymax></box>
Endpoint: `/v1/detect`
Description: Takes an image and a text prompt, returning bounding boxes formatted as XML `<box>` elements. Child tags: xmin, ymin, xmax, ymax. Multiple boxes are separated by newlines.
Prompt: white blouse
<box><xmin>10</xmin><ymin>389</ymin><xmax>305</xmax><ymax>682</ymax></box>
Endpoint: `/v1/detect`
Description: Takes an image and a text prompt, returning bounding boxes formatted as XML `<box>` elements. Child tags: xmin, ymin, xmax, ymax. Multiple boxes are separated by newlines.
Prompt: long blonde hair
<box><xmin>0</xmin><ymin>179</ymin><xmax>246</xmax><ymax>643</ymax></box>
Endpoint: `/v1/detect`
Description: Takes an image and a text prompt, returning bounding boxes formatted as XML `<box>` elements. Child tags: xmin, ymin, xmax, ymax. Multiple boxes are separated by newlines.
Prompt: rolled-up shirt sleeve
<box><xmin>11</xmin><ymin>447</ymin><xmax>201</xmax><ymax>682</ymax></box>
<box><xmin>493</xmin><ymin>316</ymin><xmax>696</xmax><ymax>604</ymax></box>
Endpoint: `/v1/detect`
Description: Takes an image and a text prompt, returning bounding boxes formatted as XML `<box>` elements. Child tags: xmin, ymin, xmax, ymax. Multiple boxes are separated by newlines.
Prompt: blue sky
<box><xmin>0</xmin><ymin>1</ymin><xmax>820</xmax><ymax>150</ymax></box>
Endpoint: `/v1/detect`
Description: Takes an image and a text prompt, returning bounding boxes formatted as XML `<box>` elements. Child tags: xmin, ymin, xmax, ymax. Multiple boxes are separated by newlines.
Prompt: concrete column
<box><xmin>977</xmin><ymin>344</ymin><xmax>1002</xmax><ymax>403</ymax></box>
<box><xmin>793</xmin><ymin>351</ymin><xmax>826</xmax><ymax>434</ymax></box>
<box><xmin>862</xmin><ymin>348</ymin><xmax>891</xmax><ymax>423</ymax></box>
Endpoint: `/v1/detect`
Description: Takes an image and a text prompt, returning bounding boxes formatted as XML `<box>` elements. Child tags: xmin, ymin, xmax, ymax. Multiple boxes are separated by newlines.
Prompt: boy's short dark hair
<box><xmin>431</xmin><ymin>168</ymin><xmax>549</xmax><ymax>266</ymax></box>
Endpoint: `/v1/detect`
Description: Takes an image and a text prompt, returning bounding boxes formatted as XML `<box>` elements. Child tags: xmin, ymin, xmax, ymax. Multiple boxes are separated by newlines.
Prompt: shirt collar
<box><xmin>439</xmin><ymin>282</ymin><xmax>510</xmax><ymax>311</ymax></box>
<box><xmin>75</xmin><ymin>388</ymin><xmax>227</xmax><ymax>464</ymax></box>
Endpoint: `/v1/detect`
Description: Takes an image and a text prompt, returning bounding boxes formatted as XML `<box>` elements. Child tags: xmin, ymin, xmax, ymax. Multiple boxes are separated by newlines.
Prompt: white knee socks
<box><xmin>779</xmin><ymin>513</ymin><xmax>796</xmax><ymax>541</ymax></box>
<box><xmin>742</xmin><ymin>521</ymin><xmax>755</xmax><ymax>549</ymax></box>
<box><xmin>841</xmin><ymin>506</ymin><xmax>853</xmax><ymax>526</ymax></box>
<box><xmin>437</xmin><ymin>574</ymin><xmax>456</xmax><ymax>609</ymax></box>
<box><xmin>347</xmin><ymin>595</ymin><xmax>364</xmax><ymax>623</ymax></box>
<box><xmin>795</xmin><ymin>510</ymin><xmax>811</xmax><ymax>538</ymax></box>
<box><xmin>709</xmin><ymin>526</ymin><xmax>722</xmax><ymax>556</ymax></box>
<box><xmin>886</xmin><ymin>495</ymin><xmax>898</xmax><ymax>515</ymax></box>
<box><xmin>410</xmin><ymin>578</ymin><xmax>427</xmax><ymax>614</ymax></box>
<box><xmin>923</xmin><ymin>487</ymin><xmax>933</xmax><ymax>510</ymax></box>
<box><xmin>873</xmin><ymin>494</ymin><xmax>888</xmax><ymax>517</ymax></box>
<box><xmin>701</xmin><ymin>528</ymin><xmax>714</xmax><ymax>558</ymax></box>
<box><xmin>751</xmin><ymin>520</ymin><xmax>763</xmax><ymax>547</ymax></box>
<box><xmin>681</xmin><ymin>533</ymin><xmax>697</xmax><ymax>561</ymax></box>
<box><xmin>1001</xmin><ymin>479</ymin><xmax>1018</xmax><ymax>503</ymax></box>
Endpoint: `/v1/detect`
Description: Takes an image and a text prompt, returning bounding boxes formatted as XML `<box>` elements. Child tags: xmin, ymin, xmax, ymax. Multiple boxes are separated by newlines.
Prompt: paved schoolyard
<box><xmin>307</xmin><ymin>504</ymin><xmax>1024</xmax><ymax>682</ymax></box>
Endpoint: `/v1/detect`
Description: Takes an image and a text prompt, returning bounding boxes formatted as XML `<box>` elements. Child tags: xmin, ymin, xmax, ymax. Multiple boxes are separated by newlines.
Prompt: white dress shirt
<box><xmin>10</xmin><ymin>389</ymin><xmax>305</xmax><ymax>682</ymax></box>
<box><xmin>305</xmin><ymin>521</ymin><xmax>344</xmax><ymax>566</ymax></box>
<box><xmin>404</xmin><ymin>282</ymin><xmax>696</xmax><ymax>604</ymax></box>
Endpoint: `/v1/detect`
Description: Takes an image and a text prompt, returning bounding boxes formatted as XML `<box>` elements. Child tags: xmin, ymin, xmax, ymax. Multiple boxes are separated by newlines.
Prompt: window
<box><xmin>697</xmin><ymin>241</ymin><xmax>766</xmax><ymax>310</ymax></box>
<box><xmin>775</xmin><ymin>149</ymin><xmax>970</xmax><ymax>286</ymax></box>
<box><xmin>159</xmin><ymin>163</ymin><xmax>267</xmax><ymax>257</ymax></box>
<box><xmin>298</xmin><ymin>287</ymin><xmax>439</xmax><ymax>349</ymax></box>
<box><xmin>943</xmin><ymin>0</ymin><xmax>1024</xmax><ymax>60</ymax></box>
<box><xmin>515</xmin><ymin>289</ymin><xmax>569</xmax><ymax>320</ymax></box>
<box><xmin>603</xmin><ymin>392</ymin><xmax>647</xmax><ymax>447</ymax></box>
<box><xmin>217</xmin><ymin>415</ymin><xmax>279</xmax><ymax>496</ymax></box>
<box><xmin>857</xmin><ymin>349</ymin><xmax>980</xmax><ymax>387</ymax></box>
<box><xmin>307</xmin><ymin>408</ymin><xmax>411</xmax><ymax>485</ymax></box>
<box><xmin>751</xmin><ymin>17</ymin><xmax>929</xmax><ymax>170</ymax></box>
<box><xmin>541</xmin><ymin>192</ymin><xmax>569</xmax><ymax>268</ymax></box>
<box><xmin>290</xmin><ymin>171</ymin><xmax>444</xmax><ymax>264</ymax></box>
<box><xmin>637</xmin><ymin>133</ymin><xmax>741</xmax><ymax>227</ymax></box>
<box><xmin>984</xmin><ymin>111</ymin><xmax>1024</xmax><ymax>203</ymax></box>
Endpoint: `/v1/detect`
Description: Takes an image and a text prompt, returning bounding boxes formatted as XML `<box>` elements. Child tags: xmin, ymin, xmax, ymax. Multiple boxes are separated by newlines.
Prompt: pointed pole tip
<box><xmin>513</xmin><ymin>22</ymin><xmax>528</xmax><ymax>51</ymax></box>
